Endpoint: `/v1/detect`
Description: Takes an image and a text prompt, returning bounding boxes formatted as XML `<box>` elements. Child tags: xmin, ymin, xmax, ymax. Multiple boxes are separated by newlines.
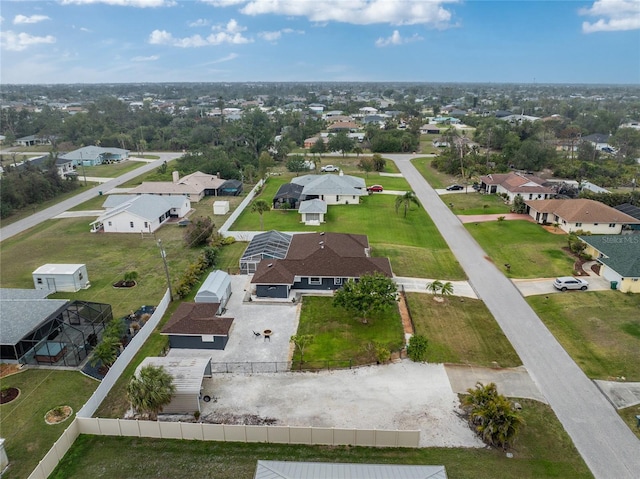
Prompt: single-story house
<box><xmin>135</xmin><ymin>356</ymin><xmax>212</xmax><ymax>414</ymax></box>
<box><xmin>0</xmin><ymin>289</ymin><xmax>112</xmax><ymax>365</ymax></box>
<box><xmin>15</xmin><ymin>135</ymin><xmax>52</xmax><ymax>147</ymax></box>
<box><xmin>298</xmin><ymin>199</ymin><xmax>327</xmax><ymax>225</ymax></box>
<box><xmin>251</xmin><ymin>232</ymin><xmax>393</xmax><ymax>299</ymax></box>
<box><xmin>581</xmin><ymin>133</ymin><xmax>613</xmax><ymax>152</ymax></box>
<box><xmin>291</xmin><ymin>174</ymin><xmax>367</xmax><ymax>205</ymax></box>
<box><xmin>59</xmin><ymin>146</ymin><xmax>129</xmax><ymax>166</ymax></box>
<box><xmin>420</xmin><ymin>124</ymin><xmax>441</xmax><ymax>135</ymax></box>
<box><xmin>254</xmin><ymin>461</ymin><xmax>447</xmax><ymax>479</ymax></box>
<box><xmin>90</xmin><ymin>194</ymin><xmax>190</xmax><ymax>233</ymax></box>
<box><xmin>9</xmin><ymin>154</ymin><xmax>74</xmax><ymax>178</ymax></box>
<box><xmin>273</xmin><ymin>183</ymin><xmax>304</xmax><ymax>209</ymax></box>
<box><xmin>240</xmin><ymin>230</ymin><xmax>292</xmax><ymax>274</ymax></box>
<box><xmin>32</xmin><ymin>264</ymin><xmax>90</xmax><ymax>292</ymax></box>
<box><xmin>580</xmin><ymin>235</ymin><xmax>640</xmax><ymax>293</ymax></box>
<box><xmin>128</xmin><ymin>171</ymin><xmax>227</xmax><ymax>202</ymax></box>
<box><xmin>194</xmin><ymin>270</ymin><xmax>232</xmax><ymax>314</ymax></box>
<box><xmin>161</xmin><ymin>303</ymin><xmax>234</xmax><ymax>350</ymax></box>
<box><xmin>327</xmin><ymin>121</ymin><xmax>360</xmax><ymax>133</ymax></box>
<box><xmin>524</xmin><ymin>198</ymin><xmax>640</xmax><ymax>234</ymax></box>
<box><xmin>480</xmin><ymin>172</ymin><xmax>554</xmax><ymax>203</ymax></box>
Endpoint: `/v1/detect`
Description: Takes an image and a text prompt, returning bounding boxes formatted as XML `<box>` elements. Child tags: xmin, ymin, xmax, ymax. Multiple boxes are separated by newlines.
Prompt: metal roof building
<box><xmin>240</xmin><ymin>230</ymin><xmax>292</xmax><ymax>274</ymax></box>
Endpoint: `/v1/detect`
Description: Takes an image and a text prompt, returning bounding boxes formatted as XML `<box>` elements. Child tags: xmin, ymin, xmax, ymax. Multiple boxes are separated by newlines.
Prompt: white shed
<box><xmin>195</xmin><ymin>270</ymin><xmax>232</xmax><ymax>313</ymax></box>
<box><xmin>213</xmin><ymin>201</ymin><xmax>230</xmax><ymax>215</ymax></box>
<box><xmin>136</xmin><ymin>356</ymin><xmax>212</xmax><ymax>414</ymax></box>
<box><xmin>32</xmin><ymin>264</ymin><xmax>90</xmax><ymax>292</ymax></box>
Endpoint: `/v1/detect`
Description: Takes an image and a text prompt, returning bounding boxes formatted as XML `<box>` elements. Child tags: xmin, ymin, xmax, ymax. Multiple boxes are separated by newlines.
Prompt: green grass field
<box><xmin>528</xmin><ymin>292</ymin><xmax>640</xmax><ymax>381</ymax></box>
<box><xmin>407</xmin><ymin>294</ymin><xmax>521</xmax><ymax>367</ymax></box>
<box><xmin>0</xmin><ymin>370</ymin><xmax>98</xmax><ymax>479</ymax></box>
<box><xmin>80</xmin><ymin>160</ymin><xmax>146</xmax><ymax>178</ymax></box>
<box><xmin>294</xmin><ymin>296</ymin><xmax>404</xmax><ymax>367</ymax></box>
<box><xmin>411</xmin><ymin>157</ymin><xmax>457</xmax><ymax>189</ymax></box>
<box><xmin>448</xmin><ymin>192</ymin><xmax>511</xmax><ymax>215</ymax></box>
<box><xmin>50</xmin><ymin>401</ymin><xmax>593</xmax><ymax>479</ymax></box>
<box><xmin>465</xmin><ymin>220</ymin><xmax>575</xmax><ymax>278</ymax></box>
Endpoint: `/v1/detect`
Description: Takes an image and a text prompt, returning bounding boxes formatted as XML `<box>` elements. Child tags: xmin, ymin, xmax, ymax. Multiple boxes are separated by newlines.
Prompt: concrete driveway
<box><xmin>512</xmin><ymin>276</ymin><xmax>611</xmax><ymax>297</ymax></box>
<box><xmin>168</xmin><ymin>275</ymin><xmax>300</xmax><ymax>368</ymax></box>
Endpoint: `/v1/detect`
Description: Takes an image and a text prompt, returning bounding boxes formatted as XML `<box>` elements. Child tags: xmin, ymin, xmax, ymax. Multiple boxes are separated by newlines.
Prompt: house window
<box><xmin>593</xmin><ymin>223</ymin><xmax>598</xmax><ymax>226</ymax></box>
<box><xmin>529</xmin><ymin>194</ymin><xmax>533</xmax><ymax>199</ymax></box>
<box><xmin>336</xmin><ymin>196</ymin><xmax>340</xmax><ymax>202</ymax></box>
<box><xmin>108</xmin><ymin>221</ymin><xmax>112</xmax><ymax>226</ymax></box>
<box><xmin>130</xmin><ymin>221</ymin><xmax>134</xmax><ymax>228</ymax></box>
<box><xmin>609</xmin><ymin>223</ymin><xmax>615</xmax><ymax>227</ymax></box>
<box><xmin>575</xmin><ymin>222</ymin><xmax>582</xmax><ymax>227</ymax></box>
<box><xmin>79</xmin><ymin>272</ymin><xmax>83</xmax><ymax>280</ymax></box>
<box><xmin>144</xmin><ymin>221</ymin><xmax>148</xmax><ymax>228</ymax></box>
<box><xmin>37</xmin><ymin>278</ymin><xmax>43</xmax><ymax>284</ymax></box>
<box><xmin>309</xmin><ymin>277</ymin><xmax>322</xmax><ymax>285</ymax></box>
<box><xmin>201</xmin><ymin>335</ymin><xmax>214</xmax><ymax>342</ymax></box>
<box><xmin>334</xmin><ymin>278</ymin><xmax>343</xmax><ymax>285</ymax></box>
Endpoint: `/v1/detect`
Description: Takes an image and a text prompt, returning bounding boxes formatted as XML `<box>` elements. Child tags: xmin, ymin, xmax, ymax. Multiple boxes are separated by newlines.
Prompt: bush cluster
<box><xmin>175</xmin><ymin>246</ymin><xmax>219</xmax><ymax>299</ymax></box>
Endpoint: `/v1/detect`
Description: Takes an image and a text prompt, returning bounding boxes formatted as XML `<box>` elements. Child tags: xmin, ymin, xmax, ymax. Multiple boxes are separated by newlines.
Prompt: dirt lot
<box><xmin>200</xmin><ymin>361</ymin><xmax>483</xmax><ymax>448</ymax></box>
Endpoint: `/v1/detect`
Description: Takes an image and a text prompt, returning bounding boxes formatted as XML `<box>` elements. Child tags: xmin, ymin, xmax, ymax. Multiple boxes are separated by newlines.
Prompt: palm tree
<box><xmin>251</xmin><ymin>199</ymin><xmax>270</xmax><ymax>231</ymax></box>
<box><xmin>395</xmin><ymin>191</ymin><xmax>419</xmax><ymax>218</ymax></box>
<box><xmin>440</xmin><ymin>281</ymin><xmax>454</xmax><ymax>298</ymax></box>
<box><xmin>127</xmin><ymin>365</ymin><xmax>176</xmax><ymax>420</ymax></box>
<box><xmin>123</xmin><ymin>271</ymin><xmax>138</xmax><ymax>286</ymax></box>
<box><xmin>426</xmin><ymin>280</ymin><xmax>443</xmax><ymax>295</ymax></box>
<box><xmin>89</xmin><ymin>336</ymin><xmax>119</xmax><ymax>370</ymax></box>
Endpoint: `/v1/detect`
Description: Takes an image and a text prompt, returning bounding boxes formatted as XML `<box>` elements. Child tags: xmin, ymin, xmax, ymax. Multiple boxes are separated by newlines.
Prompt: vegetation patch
<box><xmin>411</xmin><ymin>157</ymin><xmax>457</xmax><ymax>189</ymax></box>
<box><xmin>406</xmin><ymin>293</ymin><xmax>521</xmax><ymax>367</ymax></box>
<box><xmin>0</xmin><ymin>387</ymin><xmax>20</xmax><ymax>404</ymax></box>
<box><xmin>528</xmin><ymin>292</ymin><xmax>640</xmax><ymax>381</ymax></box>
<box><xmin>447</xmin><ymin>192</ymin><xmax>511</xmax><ymax>215</ymax></box>
<box><xmin>45</xmin><ymin>405</ymin><xmax>73</xmax><ymax>425</ymax></box>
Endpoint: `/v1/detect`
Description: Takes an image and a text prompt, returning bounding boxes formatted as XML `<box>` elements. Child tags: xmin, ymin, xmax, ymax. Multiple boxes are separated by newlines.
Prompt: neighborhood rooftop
<box><xmin>524</xmin><ymin>198</ymin><xmax>640</xmax><ymax>224</ymax></box>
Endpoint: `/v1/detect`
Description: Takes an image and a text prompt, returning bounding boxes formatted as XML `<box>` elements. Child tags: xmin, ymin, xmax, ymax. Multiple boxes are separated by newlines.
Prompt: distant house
<box><xmin>480</xmin><ymin>172</ymin><xmax>554</xmax><ymax>203</ymax></box>
<box><xmin>327</xmin><ymin>121</ymin><xmax>360</xmax><ymax>133</ymax></box>
<box><xmin>291</xmin><ymin>174</ymin><xmax>367</xmax><ymax>205</ymax></box>
<box><xmin>580</xmin><ymin>235</ymin><xmax>640</xmax><ymax>293</ymax></box>
<box><xmin>420</xmin><ymin>124</ymin><xmax>441</xmax><ymax>135</ymax></box>
<box><xmin>251</xmin><ymin>232</ymin><xmax>392</xmax><ymax>299</ymax></box>
<box><xmin>90</xmin><ymin>194</ymin><xmax>190</xmax><ymax>233</ymax></box>
<box><xmin>499</xmin><ymin>114</ymin><xmax>541</xmax><ymax>124</ymax></box>
<box><xmin>129</xmin><ymin>171</ymin><xmax>227</xmax><ymax>202</ymax></box>
<box><xmin>581</xmin><ymin>133</ymin><xmax>613</xmax><ymax>152</ymax></box>
<box><xmin>161</xmin><ymin>302</ymin><xmax>233</xmax><ymax>350</ymax></box>
<box><xmin>32</xmin><ymin>264</ymin><xmax>90</xmax><ymax>292</ymax></box>
<box><xmin>298</xmin><ymin>199</ymin><xmax>327</xmax><ymax>225</ymax></box>
<box><xmin>433</xmin><ymin>116</ymin><xmax>461</xmax><ymax>125</ymax></box>
<box><xmin>15</xmin><ymin>135</ymin><xmax>52</xmax><ymax>147</ymax></box>
<box><xmin>524</xmin><ymin>198</ymin><xmax>640</xmax><ymax>234</ymax></box>
<box><xmin>239</xmin><ymin>230</ymin><xmax>292</xmax><ymax>274</ymax></box>
<box><xmin>59</xmin><ymin>146</ymin><xmax>129</xmax><ymax>166</ymax></box>
<box><xmin>9</xmin><ymin>154</ymin><xmax>74</xmax><ymax>178</ymax></box>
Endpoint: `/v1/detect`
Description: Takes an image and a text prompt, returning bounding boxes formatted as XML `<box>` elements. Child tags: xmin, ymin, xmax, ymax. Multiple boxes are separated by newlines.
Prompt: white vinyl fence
<box><xmin>218</xmin><ymin>179</ymin><xmax>265</xmax><ymax>238</ymax></box>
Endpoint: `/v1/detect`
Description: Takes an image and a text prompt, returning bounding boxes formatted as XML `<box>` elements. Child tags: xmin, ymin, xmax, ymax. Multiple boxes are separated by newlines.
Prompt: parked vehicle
<box><xmin>367</xmin><ymin>185</ymin><xmax>384</xmax><ymax>193</ymax></box>
<box><xmin>446</xmin><ymin>184</ymin><xmax>464</xmax><ymax>191</ymax></box>
<box><xmin>321</xmin><ymin>165</ymin><xmax>339</xmax><ymax>172</ymax></box>
<box><xmin>553</xmin><ymin>277</ymin><xmax>589</xmax><ymax>291</ymax></box>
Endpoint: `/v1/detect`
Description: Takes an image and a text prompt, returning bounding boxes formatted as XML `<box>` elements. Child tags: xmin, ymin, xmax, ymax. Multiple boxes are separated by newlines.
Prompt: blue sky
<box><xmin>1</xmin><ymin>0</ymin><xmax>639</xmax><ymax>84</ymax></box>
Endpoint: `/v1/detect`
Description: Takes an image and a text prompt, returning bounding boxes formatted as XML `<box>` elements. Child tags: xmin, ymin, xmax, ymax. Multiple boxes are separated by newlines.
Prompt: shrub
<box><xmin>407</xmin><ymin>335</ymin><xmax>428</xmax><ymax>362</ymax></box>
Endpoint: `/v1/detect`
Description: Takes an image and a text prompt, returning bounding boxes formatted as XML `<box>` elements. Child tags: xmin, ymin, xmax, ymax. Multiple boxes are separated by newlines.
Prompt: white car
<box><xmin>321</xmin><ymin>165</ymin><xmax>339</xmax><ymax>172</ymax></box>
<box><xmin>553</xmin><ymin>277</ymin><xmax>589</xmax><ymax>291</ymax></box>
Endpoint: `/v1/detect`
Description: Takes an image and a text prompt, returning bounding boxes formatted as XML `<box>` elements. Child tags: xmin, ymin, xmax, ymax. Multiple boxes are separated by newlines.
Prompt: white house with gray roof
<box><xmin>90</xmin><ymin>194</ymin><xmax>190</xmax><ymax>233</ymax></box>
<box><xmin>291</xmin><ymin>173</ymin><xmax>367</xmax><ymax>205</ymax></box>
<box><xmin>60</xmin><ymin>145</ymin><xmax>129</xmax><ymax>166</ymax></box>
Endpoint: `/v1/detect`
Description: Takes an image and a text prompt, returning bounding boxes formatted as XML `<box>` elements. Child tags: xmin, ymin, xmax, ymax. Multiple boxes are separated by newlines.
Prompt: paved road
<box><xmin>0</xmin><ymin>152</ymin><xmax>183</xmax><ymax>242</ymax></box>
<box><xmin>387</xmin><ymin>154</ymin><xmax>640</xmax><ymax>479</ymax></box>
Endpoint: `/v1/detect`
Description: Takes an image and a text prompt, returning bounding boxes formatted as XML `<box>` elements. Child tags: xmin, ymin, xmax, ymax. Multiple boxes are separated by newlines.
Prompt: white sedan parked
<box><xmin>553</xmin><ymin>276</ymin><xmax>589</xmax><ymax>291</ymax></box>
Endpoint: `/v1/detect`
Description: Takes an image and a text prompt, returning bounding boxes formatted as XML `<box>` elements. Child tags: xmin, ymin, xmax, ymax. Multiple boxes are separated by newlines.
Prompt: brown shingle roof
<box><xmin>481</xmin><ymin>172</ymin><xmax>554</xmax><ymax>195</ymax></box>
<box><xmin>525</xmin><ymin>198</ymin><xmax>640</xmax><ymax>224</ymax></box>
<box><xmin>161</xmin><ymin>303</ymin><xmax>233</xmax><ymax>336</ymax></box>
<box><xmin>286</xmin><ymin>232</ymin><xmax>368</xmax><ymax>259</ymax></box>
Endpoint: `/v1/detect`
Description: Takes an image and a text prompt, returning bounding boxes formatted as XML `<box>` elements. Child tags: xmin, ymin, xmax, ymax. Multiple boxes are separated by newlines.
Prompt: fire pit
<box><xmin>263</xmin><ymin>329</ymin><xmax>272</xmax><ymax>341</ymax></box>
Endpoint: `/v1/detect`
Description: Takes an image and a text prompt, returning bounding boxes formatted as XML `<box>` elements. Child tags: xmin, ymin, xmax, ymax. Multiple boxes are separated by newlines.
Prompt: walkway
<box><xmin>394</xmin><ymin>276</ymin><xmax>478</xmax><ymax>299</ymax></box>
<box><xmin>386</xmin><ymin>154</ymin><xmax>640</xmax><ymax>479</ymax></box>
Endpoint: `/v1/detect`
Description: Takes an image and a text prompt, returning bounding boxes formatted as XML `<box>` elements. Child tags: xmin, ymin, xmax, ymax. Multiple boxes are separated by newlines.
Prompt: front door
<box><xmin>46</xmin><ymin>278</ymin><xmax>56</xmax><ymax>291</ymax></box>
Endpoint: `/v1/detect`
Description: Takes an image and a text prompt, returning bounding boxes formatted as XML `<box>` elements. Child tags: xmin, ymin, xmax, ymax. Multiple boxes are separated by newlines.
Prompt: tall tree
<box><xmin>395</xmin><ymin>191</ymin><xmax>420</xmax><ymax>218</ymax></box>
<box><xmin>333</xmin><ymin>272</ymin><xmax>398</xmax><ymax>324</ymax></box>
<box><xmin>251</xmin><ymin>199</ymin><xmax>270</xmax><ymax>231</ymax></box>
<box><xmin>127</xmin><ymin>365</ymin><xmax>176</xmax><ymax>420</ymax></box>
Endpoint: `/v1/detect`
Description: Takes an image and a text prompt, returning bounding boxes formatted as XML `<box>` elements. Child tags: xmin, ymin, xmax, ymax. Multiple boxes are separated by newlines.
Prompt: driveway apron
<box><xmin>388</xmin><ymin>154</ymin><xmax>640</xmax><ymax>479</ymax></box>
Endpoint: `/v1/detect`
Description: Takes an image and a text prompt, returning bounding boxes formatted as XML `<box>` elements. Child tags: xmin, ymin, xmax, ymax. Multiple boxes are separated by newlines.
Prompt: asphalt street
<box><xmin>0</xmin><ymin>152</ymin><xmax>182</xmax><ymax>242</ymax></box>
<box><xmin>387</xmin><ymin>154</ymin><xmax>640</xmax><ymax>479</ymax></box>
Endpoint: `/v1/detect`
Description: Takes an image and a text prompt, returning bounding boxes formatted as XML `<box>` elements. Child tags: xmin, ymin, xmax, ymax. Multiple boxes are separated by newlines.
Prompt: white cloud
<box><xmin>580</xmin><ymin>0</ymin><xmax>640</xmax><ymax>33</ymax></box>
<box><xmin>233</xmin><ymin>0</ymin><xmax>457</xmax><ymax>27</ymax></box>
<box><xmin>61</xmin><ymin>0</ymin><xmax>176</xmax><ymax>7</ymax></box>
<box><xmin>201</xmin><ymin>52</ymin><xmax>239</xmax><ymax>65</ymax></box>
<box><xmin>213</xmin><ymin>18</ymin><xmax>246</xmax><ymax>34</ymax></box>
<box><xmin>375</xmin><ymin>30</ymin><xmax>422</xmax><ymax>47</ymax></box>
<box><xmin>189</xmin><ymin>18</ymin><xmax>210</xmax><ymax>27</ymax></box>
<box><xmin>131</xmin><ymin>54</ymin><xmax>159</xmax><ymax>61</ymax></box>
<box><xmin>200</xmin><ymin>0</ymin><xmax>246</xmax><ymax>6</ymax></box>
<box><xmin>14</xmin><ymin>14</ymin><xmax>51</xmax><ymax>25</ymax></box>
<box><xmin>0</xmin><ymin>31</ymin><xmax>56</xmax><ymax>51</ymax></box>
<box><xmin>258</xmin><ymin>27</ymin><xmax>303</xmax><ymax>42</ymax></box>
<box><xmin>149</xmin><ymin>20</ymin><xmax>252</xmax><ymax>47</ymax></box>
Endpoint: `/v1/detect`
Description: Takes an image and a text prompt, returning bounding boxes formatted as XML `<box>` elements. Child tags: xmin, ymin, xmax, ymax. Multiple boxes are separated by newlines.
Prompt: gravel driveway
<box><xmin>200</xmin><ymin>361</ymin><xmax>483</xmax><ymax>448</ymax></box>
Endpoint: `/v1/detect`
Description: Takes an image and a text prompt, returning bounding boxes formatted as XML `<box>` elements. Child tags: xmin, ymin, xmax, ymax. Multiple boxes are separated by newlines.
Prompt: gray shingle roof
<box><xmin>291</xmin><ymin>174</ymin><xmax>366</xmax><ymax>197</ymax></box>
<box><xmin>0</xmin><ymin>288</ymin><xmax>50</xmax><ymax>301</ymax></box>
<box><xmin>254</xmin><ymin>461</ymin><xmax>447</xmax><ymax>479</ymax></box>
<box><xmin>1</xmin><ymin>298</ymin><xmax>69</xmax><ymax>345</ymax></box>
<box><xmin>98</xmin><ymin>194</ymin><xmax>186</xmax><ymax>223</ymax></box>
<box><xmin>579</xmin><ymin>235</ymin><xmax>640</xmax><ymax>277</ymax></box>
<box><xmin>298</xmin><ymin>199</ymin><xmax>327</xmax><ymax>214</ymax></box>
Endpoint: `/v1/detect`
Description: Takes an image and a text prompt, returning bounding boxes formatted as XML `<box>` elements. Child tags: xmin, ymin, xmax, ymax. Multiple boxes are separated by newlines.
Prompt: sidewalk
<box><xmin>394</xmin><ymin>276</ymin><xmax>478</xmax><ymax>299</ymax></box>
<box><xmin>457</xmin><ymin>213</ymin><xmax>534</xmax><ymax>224</ymax></box>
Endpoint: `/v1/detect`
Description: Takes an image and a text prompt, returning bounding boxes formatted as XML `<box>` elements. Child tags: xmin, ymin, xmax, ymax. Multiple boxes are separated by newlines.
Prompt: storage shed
<box><xmin>195</xmin><ymin>270</ymin><xmax>232</xmax><ymax>313</ymax></box>
<box><xmin>136</xmin><ymin>356</ymin><xmax>212</xmax><ymax>414</ymax></box>
<box><xmin>32</xmin><ymin>264</ymin><xmax>90</xmax><ymax>292</ymax></box>
<box><xmin>213</xmin><ymin>201</ymin><xmax>230</xmax><ymax>215</ymax></box>
<box><xmin>161</xmin><ymin>303</ymin><xmax>234</xmax><ymax>350</ymax></box>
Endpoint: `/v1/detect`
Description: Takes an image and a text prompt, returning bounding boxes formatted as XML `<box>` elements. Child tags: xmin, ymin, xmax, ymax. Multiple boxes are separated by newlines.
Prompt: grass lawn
<box><xmin>527</xmin><ymin>292</ymin><xmax>640</xmax><ymax>381</ymax></box>
<box><xmin>215</xmin><ymin>241</ymin><xmax>247</xmax><ymax>274</ymax></box>
<box><xmin>0</xmin><ymin>370</ymin><xmax>98</xmax><ymax>479</ymax></box>
<box><xmin>80</xmin><ymin>160</ymin><xmax>146</xmax><ymax>178</ymax></box>
<box><xmin>294</xmin><ymin>296</ymin><xmax>404</xmax><ymax>367</ymax></box>
<box><xmin>232</xmin><ymin>175</ymin><xmax>465</xmax><ymax>279</ymax></box>
<box><xmin>619</xmin><ymin>405</ymin><xmax>640</xmax><ymax>440</ymax></box>
<box><xmin>51</xmin><ymin>399</ymin><xmax>592</xmax><ymax>479</ymax></box>
<box><xmin>465</xmin><ymin>220</ymin><xmax>575</xmax><ymax>278</ymax></box>
<box><xmin>406</xmin><ymin>294</ymin><xmax>521</xmax><ymax>367</ymax></box>
<box><xmin>411</xmin><ymin>157</ymin><xmax>457</xmax><ymax>189</ymax></box>
<box><xmin>448</xmin><ymin>192</ymin><xmax>511</xmax><ymax>215</ymax></box>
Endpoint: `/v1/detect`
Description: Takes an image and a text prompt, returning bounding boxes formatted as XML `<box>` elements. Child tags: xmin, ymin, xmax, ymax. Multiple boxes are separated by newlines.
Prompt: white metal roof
<box><xmin>137</xmin><ymin>356</ymin><xmax>211</xmax><ymax>395</ymax></box>
<box><xmin>32</xmin><ymin>264</ymin><xmax>85</xmax><ymax>275</ymax></box>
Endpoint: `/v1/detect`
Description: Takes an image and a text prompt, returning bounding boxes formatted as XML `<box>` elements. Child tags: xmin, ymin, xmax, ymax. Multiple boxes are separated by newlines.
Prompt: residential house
<box><xmin>291</xmin><ymin>173</ymin><xmax>367</xmax><ymax>205</ymax></box>
<box><xmin>524</xmin><ymin>198</ymin><xmax>640</xmax><ymax>234</ymax></box>
<box><xmin>581</xmin><ymin>133</ymin><xmax>613</xmax><ymax>152</ymax></box>
<box><xmin>580</xmin><ymin>235</ymin><xmax>640</xmax><ymax>293</ymax></box>
<box><xmin>14</xmin><ymin>135</ymin><xmax>52</xmax><ymax>147</ymax></box>
<box><xmin>420</xmin><ymin>124</ymin><xmax>441</xmax><ymax>135</ymax></box>
<box><xmin>327</xmin><ymin>121</ymin><xmax>359</xmax><ymax>133</ymax></box>
<box><xmin>480</xmin><ymin>172</ymin><xmax>554</xmax><ymax>203</ymax></box>
<box><xmin>298</xmin><ymin>199</ymin><xmax>327</xmax><ymax>225</ymax></box>
<box><xmin>239</xmin><ymin>230</ymin><xmax>292</xmax><ymax>274</ymax></box>
<box><xmin>129</xmin><ymin>171</ymin><xmax>227</xmax><ymax>202</ymax></box>
<box><xmin>161</xmin><ymin>302</ymin><xmax>233</xmax><ymax>350</ymax></box>
<box><xmin>60</xmin><ymin>146</ymin><xmax>129</xmax><ymax>166</ymax></box>
<box><xmin>251</xmin><ymin>232</ymin><xmax>392</xmax><ymax>299</ymax></box>
<box><xmin>90</xmin><ymin>194</ymin><xmax>190</xmax><ymax>233</ymax></box>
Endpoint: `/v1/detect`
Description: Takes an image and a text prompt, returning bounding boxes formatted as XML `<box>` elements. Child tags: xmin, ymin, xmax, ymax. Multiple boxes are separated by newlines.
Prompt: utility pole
<box><xmin>157</xmin><ymin>239</ymin><xmax>173</xmax><ymax>302</ymax></box>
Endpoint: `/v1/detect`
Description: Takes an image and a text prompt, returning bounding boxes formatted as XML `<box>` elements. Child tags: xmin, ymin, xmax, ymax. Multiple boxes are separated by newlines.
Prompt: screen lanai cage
<box><xmin>1</xmin><ymin>299</ymin><xmax>113</xmax><ymax>368</ymax></box>
<box><xmin>239</xmin><ymin>230</ymin><xmax>292</xmax><ymax>274</ymax></box>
